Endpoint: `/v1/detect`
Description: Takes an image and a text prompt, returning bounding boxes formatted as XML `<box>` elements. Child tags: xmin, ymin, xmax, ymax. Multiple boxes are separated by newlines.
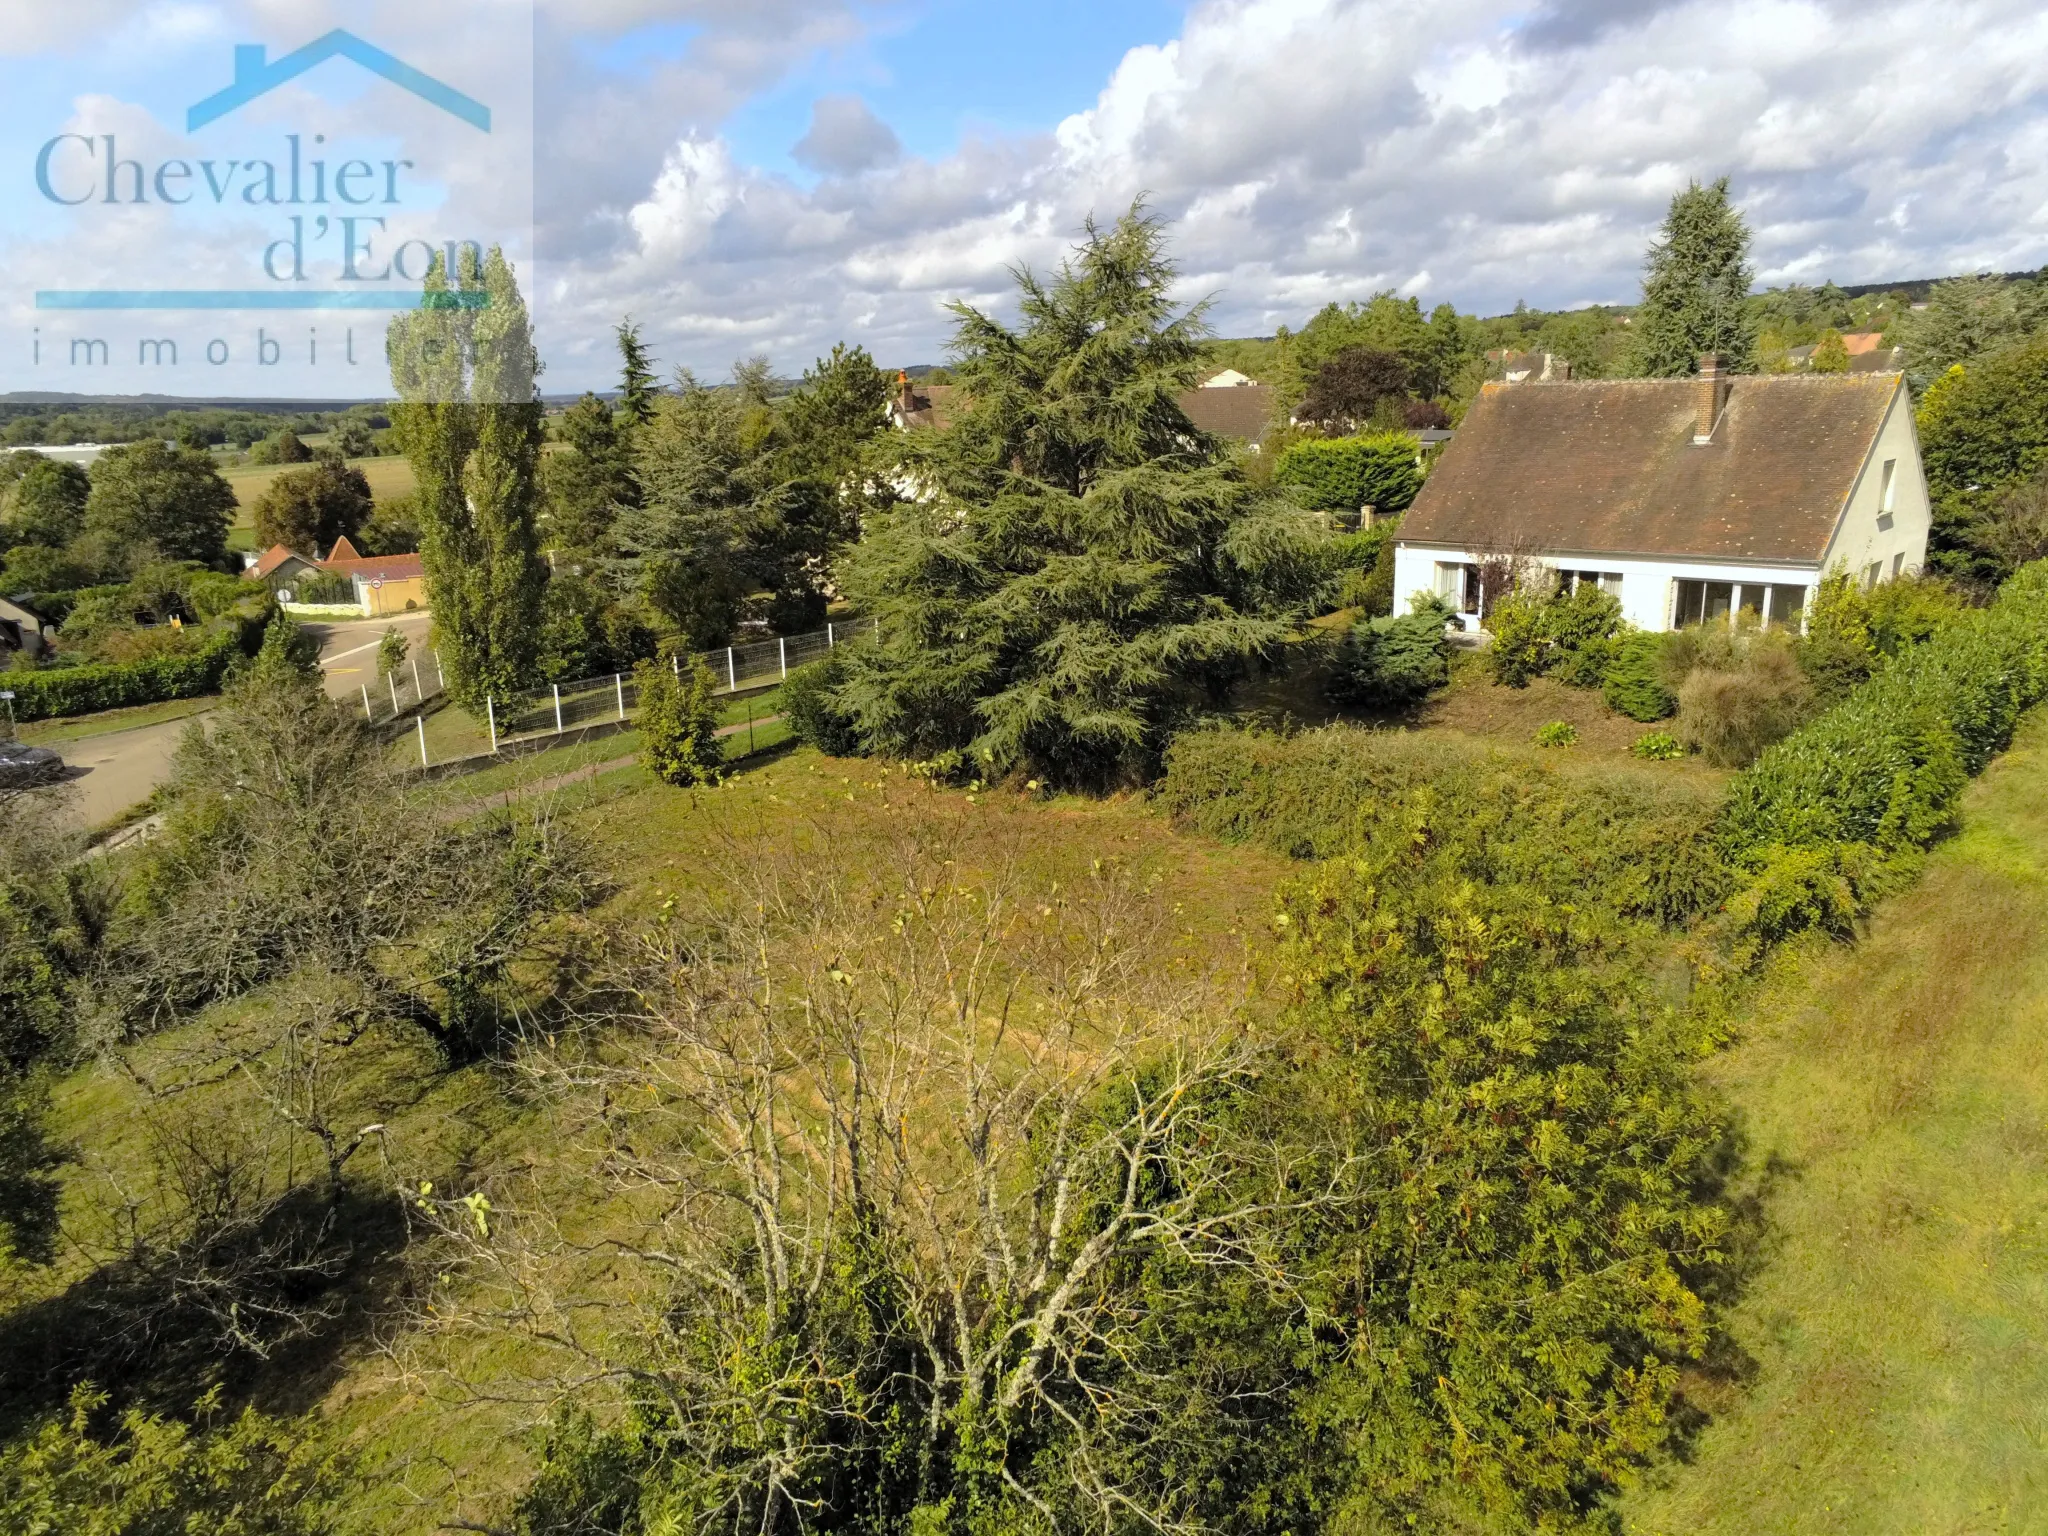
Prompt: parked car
<box><xmin>0</xmin><ymin>741</ymin><xmax>64</xmax><ymax>789</ymax></box>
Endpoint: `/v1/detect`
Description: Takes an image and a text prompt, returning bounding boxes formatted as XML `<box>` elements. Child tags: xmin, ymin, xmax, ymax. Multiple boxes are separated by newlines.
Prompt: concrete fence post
<box><xmin>412</xmin><ymin>656</ymin><xmax>423</xmax><ymax>702</ymax></box>
<box><xmin>827</xmin><ymin>621</ymin><xmax>834</xmax><ymax>648</ymax></box>
<box><xmin>486</xmin><ymin>696</ymin><xmax>498</xmax><ymax>754</ymax></box>
<box><xmin>779</xmin><ymin>636</ymin><xmax>787</xmax><ymax>680</ymax></box>
<box><xmin>727</xmin><ymin>647</ymin><xmax>736</xmax><ymax>691</ymax></box>
<box><xmin>417</xmin><ymin>714</ymin><xmax>428</xmax><ymax>768</ymax></box>
<box><xmin>553</xmin><ymin>683</ymin><xmax>563</xmax><ymax>735</ymax></box>
<box><xmin>360</xmin><ymin>684</ymin><xmax>373</xmax><ymax>721</ymax></box>
<box><xmin>389</xmin><ymin>673</ymin><xmax>400</xmax><ymax>714</ymax></box>
<box><xmin>616</xmin><ymin>673</ymin><xmax>626</xmax><ymax>721</ymax></box>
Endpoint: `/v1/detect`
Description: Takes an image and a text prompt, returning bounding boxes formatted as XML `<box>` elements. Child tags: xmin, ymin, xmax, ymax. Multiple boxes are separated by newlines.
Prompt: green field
<box><xmin>1625</xmin><ymin>712</ymin><xmax>2048</xmax><ymax>1531</ymax></box>
<box><xmin>222</xmin><ymin>454</ymin><xmax>418</xmax><ymax>517</ymax></box>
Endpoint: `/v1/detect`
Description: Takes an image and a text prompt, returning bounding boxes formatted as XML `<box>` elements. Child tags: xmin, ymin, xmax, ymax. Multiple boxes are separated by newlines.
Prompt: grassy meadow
<box><xmin>1626</xmin><ymin>712</ymin><xmax>2048</xmax><ymax>1532</ymax></box>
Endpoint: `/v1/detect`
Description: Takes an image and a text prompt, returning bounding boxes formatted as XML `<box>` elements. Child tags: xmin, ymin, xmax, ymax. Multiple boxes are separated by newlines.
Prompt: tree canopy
<box><xmin>251</xmin><ymin>455</ymin><xmax>374</xmax><ymax>557</ymax></box>
<box><xmin>812</xmin><ymin>205</ymin><xmax>1333</xmax><ymax>787</ymax></box>
<box><xmin>81</xmin><ymin>441</ymin><xmax>237</xmax><ymax>574</ymax></box>
<box><xmin>1630</xmin><ymin>177</ymin><xmax>1759</xmax><ymax>376</ymax></box>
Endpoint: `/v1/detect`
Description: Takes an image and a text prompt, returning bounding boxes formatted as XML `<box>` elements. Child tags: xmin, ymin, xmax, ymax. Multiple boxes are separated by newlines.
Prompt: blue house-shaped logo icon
<box><xmin>188</xmin><ymin>31</ymin><xmax>490</xmax><ymax>132</ymax></box>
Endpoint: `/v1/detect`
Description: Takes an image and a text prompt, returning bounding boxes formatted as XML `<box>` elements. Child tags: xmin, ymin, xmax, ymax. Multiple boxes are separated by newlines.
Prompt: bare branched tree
<box><xmin>406</xmin><ymin>836</ymin><xmax>1325</xmax><ymax>1535</ymax></box>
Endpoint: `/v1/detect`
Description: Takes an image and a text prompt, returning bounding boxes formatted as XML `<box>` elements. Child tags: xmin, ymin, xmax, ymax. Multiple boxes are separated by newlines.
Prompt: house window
<box><xmin>1436</xmin><ymin>561</ymin><xmax>1481</xmax><ymax>613</ymax></box>
<box><xmin>1561</xmin><ymin>569</ymin><xmax>1624</xmax><ymax>600</ymax></box>
<box><xmin>1892</xmin><ymin>552</ymin><xmax>1905</xmax><ymax>579</ymax></box>
<box><xmin>1674</xmin><ymin>579</ymin><xmax>1812</xmax><ymax>630</ymax></box>
<box><xmin>1864</xmin><ymin>561</ymin><xmax>1883</xmax><ymax>590</ymax></box>
<box><xmin>1880</xmin><ymin>459</ymin><xmax>1897</xmax><ymax>514</ymax></box>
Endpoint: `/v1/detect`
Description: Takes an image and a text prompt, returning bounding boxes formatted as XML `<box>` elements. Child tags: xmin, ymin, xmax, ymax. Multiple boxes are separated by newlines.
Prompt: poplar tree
<box><xmin>388</xmin><ymin>247</ymin><xmax>547</xmax><ymax>707</ymax></box>
<box><xmin>1630</xmin><ymin>177</ymin><xmax>1760</xmax><ymax>376</ymax></box>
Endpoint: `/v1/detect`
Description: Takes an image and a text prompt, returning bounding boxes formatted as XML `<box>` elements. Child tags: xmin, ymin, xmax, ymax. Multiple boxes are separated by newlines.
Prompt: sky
<box><xmin>7</xmin><ymin>0</ymin><xmax>2048</xmax><ymax>397</ymax></box>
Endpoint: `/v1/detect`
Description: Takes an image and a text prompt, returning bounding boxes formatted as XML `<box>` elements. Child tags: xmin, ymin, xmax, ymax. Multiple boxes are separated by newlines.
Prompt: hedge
<box><xmin>6</xmin><ymin>607</ymin><xmax>269</xmax><ymax>721</ymax></box>
<box><xmin>1722</xmin><ymin>560</ymin><xmax>2048</xmax><ymax>858</ymax></box>
<box><xmin>1274</xmin><ymin>433</ymin><xmax>1422</xmax><ymax>517</ymax></box>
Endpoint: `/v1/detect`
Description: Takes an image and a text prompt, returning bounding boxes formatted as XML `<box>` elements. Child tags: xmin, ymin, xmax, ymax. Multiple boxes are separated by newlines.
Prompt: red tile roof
<box><xmin>1177</xmin><ymin>385</ymin><xmax>1276</xmax><ymax>441</ymax></box>
<box><xmin>246</xmin><ymin>544</ymin><xmax>316</xmax><ymax>579</ymax></box>
<box><xmin>1399</xmin><ymin>372</ymin><xmax>1902</xmax><ymax>564</ymax></box>
<box><xmin>323</xmin><ymin>551</ymin><xmax>425</xmax><ymax>582</ymax></box>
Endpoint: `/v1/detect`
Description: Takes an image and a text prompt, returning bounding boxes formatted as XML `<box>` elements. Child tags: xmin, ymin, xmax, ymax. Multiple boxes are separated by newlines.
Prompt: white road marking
<box><xmin>321</xmin><ymin>639</ymin><xmax>384</xmax><ymax>666</ymax></box>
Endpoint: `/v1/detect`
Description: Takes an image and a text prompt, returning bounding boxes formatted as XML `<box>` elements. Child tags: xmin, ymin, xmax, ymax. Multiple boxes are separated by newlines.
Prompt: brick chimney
<box><xmin>1692</xmin><ymin>354</ymin><xmax>1729</xmax><ymax>444</ymax></box>
<box><xmin>895</xmin><ymin>370</ymin><xmax>916</xmax><ymax>418</ymax></box>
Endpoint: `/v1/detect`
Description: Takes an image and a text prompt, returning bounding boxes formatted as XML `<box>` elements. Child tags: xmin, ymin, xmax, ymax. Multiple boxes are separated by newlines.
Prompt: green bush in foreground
<box><xmin>1604</xmin><ymin>630</ymin><xmax>1678</xmax><ymax>720</ymax></box>
<box><xmin>1632</xmin><ymin>730</ymin><xmax>1685</xmax><ymax>761</ymax></box>
<box><xmin>1536</xmin><ymin>719</ymin><xmax>1578</xmax><ymax>747</ymax></box>
<box><xmin>2</xmin><ymin>608</ymin><xmax>267</xmax><ymax>721</ymax></box>
<box><xmin>635</xmin><ymin>654</ymin><xmax>724</xmax><ymax>787</ymax></box>
<box><xmin>1325</xmin><ymin>594</ymin><xmax>1451</xmax><ymax>708</ymax></box>
<box><xmin>780</xmin><ymin>653</ymin><xmax>863</xmax><ymax>757</ymax></box>
<box><xmin>1724</xmin><ymin>560</ymin><xmax>2048</xmax><ymax>858</ymax></box>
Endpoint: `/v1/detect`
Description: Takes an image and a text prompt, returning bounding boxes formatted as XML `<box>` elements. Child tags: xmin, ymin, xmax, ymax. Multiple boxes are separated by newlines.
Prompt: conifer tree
<box><xmin>826</xmin><ymin>205</ymin><xmax>1333</xmax><ymax>787</ymax></box>
<box><xmin>616</xmin><ymin>319</ymin><xmax>658</xmax><ymax>425</ymax></box>
<box><xmin>388</xmin><ymin>247</ymin><xmax>548</xmax><ymax>707</ymax></box>
<box><xmin>1630</xmin><ymin>177</ymin><xmax>1759</xmax><ymax>376</ymax></box>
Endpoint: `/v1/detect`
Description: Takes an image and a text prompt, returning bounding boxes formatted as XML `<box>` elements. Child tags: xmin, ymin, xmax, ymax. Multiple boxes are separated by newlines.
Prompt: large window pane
<box><xmin>1702</xmin><ymin>582</ymin><xmax>1734</xmax><ymax>622</ymax></box>
<box><xmin>1769</xmin><ymin>584</ymin><xmax>1807</xmax><ymax>628</ymax></box>
<box><xmin>1674</xmin><ymin>579</ymin><xmax>1704</xmax><ymax>627</ymax></box>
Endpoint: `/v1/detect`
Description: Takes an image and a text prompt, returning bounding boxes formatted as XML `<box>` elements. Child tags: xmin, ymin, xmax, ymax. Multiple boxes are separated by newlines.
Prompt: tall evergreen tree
<box><xmin>1629</xmin><ymin>177</ymin><xmax>1759</xmax><ymax>376</ymax></box>
<box><xmin>388</xmin><ymin>247</ymin><xmax>548</xmax><ymax>706</ymax></box>
<box><xmin>541</xmin><ymin>392</ymin><xmax>637</xmax><ymax>560</ymax></box>
<box><xmin>616</xmin><ymin>319</ymin><xmax>658</xmax><ymax>425</ymax></box>
<box><xmin>819</xmin><ymin>205</ymin><xmax>1333</xmax><ymax>788</ymax></box>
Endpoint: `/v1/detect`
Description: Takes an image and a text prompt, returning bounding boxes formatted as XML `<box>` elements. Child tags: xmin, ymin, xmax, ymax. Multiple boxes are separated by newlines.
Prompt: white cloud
<box><xmin>793</xmin><ymin>95</ymin><xmax>901</xmax><ymax>176</ymax></box>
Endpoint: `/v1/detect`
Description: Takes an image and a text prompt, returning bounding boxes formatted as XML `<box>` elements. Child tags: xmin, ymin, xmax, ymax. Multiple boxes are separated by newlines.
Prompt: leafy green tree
<box><xmin>376</xmin><ymin>625</ymin><xmax>408</xmax><ymax>683</ymax></box>
<box><xmin>1</xmin><ymin>455</ymin><xmax>91</xmax><ymax>549</ymax></box>
<box><xmin>616</xmin><ymin>319</ymin><xmax>658</xmax><ymax>425</ymax></box>
<box><xmin>1916</xmin><ymin>337</ymin><xmax>2048</xmax><ymax>583</ymax></box>
<box><xmin>251</xmin><ymin>456</ymin><xmax>374</xmax><ymax>556</ymax></box>
<box><xmin>388</xmin><ymin>247</ymin><xmax>549</xmax><ymax>706</ymax></box>
<box><xmin>541</xmin><ymin>393</ymin><xmax>637</xmax><ymax>560</ymax></box>
<box><xmin>829</xmin><ymin>206</ymin><xmax>1333</xmax><ymax>786</ymax></box>
<box><xmin>634</xmin><ymin>655</ymin><xmax>723</xmax><ymax>786</ymax></box>
<box><xmin>1810</xmin><ymin>328</ymin><xmax>1850</xmax><ymax>373</ymax></box>
<box><xmin>245</xmin><ymin>428</ymin><xmax>314</xmax><ymax>466</ymax></box>
<box><xmin>535</xmin><ymin>573</ymin><xmax>655</xmax><ymax>682</ymax></box>
<box><xmin>1890</xmin><ymin>274</ymin><xmax>2048</xmax><ymax>390</ymax></box>
<box><xmin>1630</xmin><ymin>177</ymin><xmax>1759</xmax><ymax>376</ymax></box>
<box><xmin>82</xmin><ymin>441</ymin><xmax>237</xmax><ymax>573</ymax></box>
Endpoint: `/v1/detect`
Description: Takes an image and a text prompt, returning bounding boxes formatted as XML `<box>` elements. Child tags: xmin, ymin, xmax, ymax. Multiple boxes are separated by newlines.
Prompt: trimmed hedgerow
<box><xmin>1722</xmin><ymin>560</ymin><xmax>2048</xmax><ymax>858</ymax></box>
<box><xmin>1274</xmin><ymin>433</ymin><xmax>1422</xmax><ymax>517</ymax></box>
<box><xmin>6</xmin><ymin>607</ymin><xmax>269</xmax><ymax>721</ymax></box>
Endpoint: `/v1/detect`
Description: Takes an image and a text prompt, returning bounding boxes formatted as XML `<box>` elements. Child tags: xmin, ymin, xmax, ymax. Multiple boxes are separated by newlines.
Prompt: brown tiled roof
<box><xmin>246</xmin><ymin>544</ymin><xmax>316</xmax><ymax>579</ymax></box>
<box><xmin>1177</xmin><ymin>385</ymin><xmax>1276</xmax><ymax>441</ymax></box>
<box><xmin>893</xmin><ymin>383</ymin><xmax>962</xmax><ymax>430</ymax></box>
<box><xmin>324</xmin><ymin>551</ymin><xmax>425</xmax><ymax>582</ymax></box>
<box><xmin>1399</xmin><ymin>373</ymin><xmax>1902</xmax><ymax>564</ymax></box>
<box><xmin>1841</xmin><ymin>332</ymin><xmax>1886</xmax><ymax>356</ymax></box>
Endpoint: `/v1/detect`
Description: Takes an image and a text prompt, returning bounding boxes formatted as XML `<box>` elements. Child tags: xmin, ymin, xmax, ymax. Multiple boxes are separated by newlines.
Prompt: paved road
<box><xmin>303</xmin><ymin>611</ymin><xmax>437</xmax><ymax>705</ymax></box>
<box><xmin>41</xmin><ymin>612</ymin><xmax>438</xmax><ymax>828</ymax></box>
<box><xmin>54</xmin><ymin>717</ymin><xmax>195</xmax><ymax>827</ymax></box>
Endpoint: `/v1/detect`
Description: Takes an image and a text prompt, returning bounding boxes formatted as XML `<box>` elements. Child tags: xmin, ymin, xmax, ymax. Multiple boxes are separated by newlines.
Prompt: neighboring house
<box><xmin>888</xmin><ymin>373</ymin><xmax>961</xmax><ymax>431</ymax></box>
<box><xmin>322</xmin><ymin>538</ymin><xmax>428</xmax><ymax>617</ymax></box>
<box><xmin>0</xmin><ymin>595</ymin><xmax>51</xmax><ymax>659</ymax></box>
<box><xmin>1198</xmin><ymin>367</ymin><xmax>1260</xmax><ymax>388</ymax></box>
<box><xmin>244</xmin><ymin>544</ymin><xmax>323</xmax><ymax>587</ymax></box>
<box><xmin>1392</xmin><ymin>355</ymin><xmax>1930</xmax><ymax>632</ymax></box>
<box><xmin>244</xmin><ymin>537</ymin><xmax>428</xmax><ymax>616</ymax></box>
<box><xmin>1487</xmin><ymin>350</ymin><xmax>1574</xmax><ymax>384</ymax></box>
<box><xmin>1178</xmin><ymin>384</ymin><xmax>1277</xmax><ymax>443</ymax></box>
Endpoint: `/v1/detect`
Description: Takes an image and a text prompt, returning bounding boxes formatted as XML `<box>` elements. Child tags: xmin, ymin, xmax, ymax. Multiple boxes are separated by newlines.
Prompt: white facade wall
<box><xmin>1390</xmin><ymin>543</ymin><xmax>1822</xmax><ymax>632</ymax></box>
<box><xmin>1819</xmin><ymin>386</ymin><xmax>1933</xmax><ymax>583</ymax></box>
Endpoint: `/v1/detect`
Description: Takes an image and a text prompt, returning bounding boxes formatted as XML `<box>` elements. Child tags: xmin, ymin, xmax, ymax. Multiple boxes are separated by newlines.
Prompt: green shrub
<box><xmin>1327</xmin><ymin>521</ymin><xmax>1400</xmax><ymax>616</ymax></box>
<box><xmin>1675</xmin><ymin>634</ymin><xmax>1812</xmax><ymax>767</ymax></box>
<box><xmin>636</xmin><ymin>655</ymin><xmax>724</xmax><ymax>787</ymax></box>
<box><xmin>1274</xmin><ymin>432</ymin><xmax>1422</xmax><ymax>516</ymax></box>
<box><xmin>1534</xmin><ymin>719</ymin><xmax>1577</xmax><ymax>747</ymax></box>
<box><xmin>1326</xmin><ymin>596</ymin><xmax>1450</xmax><ymax>708</ymax></box>
<box><xmin>781</xmin><ymin>654</ymin><xmax>863</xmax><ymax>757</ymax></box>
<box><xmin>1723</xmin><ymin>561</ymin><xmax>2048</xmax><ymax>857</ymax></box>
<box><xmin>1603</xmin><ymin>631</ymin><xmax>1678</xmax><ymax>721</ymax></box>
<box><xmin>1631</xmin><ymin>730</ymin><xmax>1684</xmax><ymax>761</ymax></box>
<box><xmin>2</xmin><ymin>608</ymin><xmax>265</xmax><ymax>721</ymax></box>
<box><xmin>1546</xmin><ymin>583</ymin><xmax>1623</xmax><ymax>687</ymax></box>
<box><xmin>1157</xmin><ymin>723</ymin><xmax>1729</xmax><ymax>923</ymax></box>
<box><xmin>1485</xmin><ymin>589</ymin><xmax>1549</xmax><ymax>686</ymax></box>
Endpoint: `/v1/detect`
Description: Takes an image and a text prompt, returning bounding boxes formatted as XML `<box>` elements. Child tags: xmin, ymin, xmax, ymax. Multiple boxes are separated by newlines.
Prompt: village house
<box><xmin>244</xmin><ymin>536</ymin><xmax>429</xmax><ymax>617</ymax></box>
<box><xmin>1392</xmin><ymin>355</ymin><xmax>1930</xmax><ymax>632</ymax></box>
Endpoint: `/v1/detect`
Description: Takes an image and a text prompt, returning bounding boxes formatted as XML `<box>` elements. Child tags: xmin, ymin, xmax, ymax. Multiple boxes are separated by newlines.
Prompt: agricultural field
<box><xmin>223</xmin><ymin>454</ymin><xmax>418</xmax><ymax>514</ymax></box>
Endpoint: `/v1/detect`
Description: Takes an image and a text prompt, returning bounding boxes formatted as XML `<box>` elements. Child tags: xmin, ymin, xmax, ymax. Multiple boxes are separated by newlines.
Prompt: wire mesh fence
<box><xmin>354</xmin><ymin>651</ymin><xmax>447</xmax><ymax>726</ymax></box>
<box><xmin>477</xmin><ymin>616</ymin><xmax>878</xmax><ymax>757</ymax></box>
